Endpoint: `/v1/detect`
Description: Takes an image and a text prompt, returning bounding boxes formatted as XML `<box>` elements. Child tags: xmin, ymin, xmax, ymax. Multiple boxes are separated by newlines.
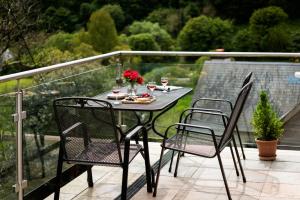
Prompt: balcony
<box><xmin>42</xmin><ymin>142</ymin><xmax>300</xmax><ymax>200</ymax></box>
<box><xmin>0</xmin><ymin>51</ymin><xmax>300</xmax><ymax>200</ymax></box>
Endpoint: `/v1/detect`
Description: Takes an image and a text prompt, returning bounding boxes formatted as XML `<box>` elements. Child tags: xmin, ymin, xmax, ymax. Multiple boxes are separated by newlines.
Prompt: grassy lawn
<box><xmin>0</xmin><ymin>78</ymin><xmax>33</xmax><ymax>94</ymax></box>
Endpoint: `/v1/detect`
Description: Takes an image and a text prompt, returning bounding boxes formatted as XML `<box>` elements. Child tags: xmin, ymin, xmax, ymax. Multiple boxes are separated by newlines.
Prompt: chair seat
<box><xmin>163</xmin><ymin>133</ymin><xmax>218</xmax><ymax>158</ymax></box>
<box><xmin>65</xmin><ymin>139</ymin><xmax>142</xmax><ymax>166</ymax></box>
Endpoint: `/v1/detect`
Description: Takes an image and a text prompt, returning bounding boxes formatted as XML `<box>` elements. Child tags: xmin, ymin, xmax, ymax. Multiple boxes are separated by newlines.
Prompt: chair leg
<box><xmin>168</xmin><ymin>150</ymin><xmax>175</xmax><ymax>172</ymax></box>
<box><xmin>142</xmin><ymin>128</ymin><xmax>153</xmax><ymax>193</ymax></box>
<box><xmin>235</xmin><ymin>125</ymin><xmax>246</xmax><ymax>160</ymax></box>
<box><xmin>54</xmin><ymin>146</ymin><xmax>64</xmax><ymax>200</ymax></box>
<box><xmin>87</xmin><ymin>166</ymin><xmax>93</xmax><ymax>187</ymax></box>
<box><xmin>216</xmin><ymin>151</ymin><xmax>232</xmax><ymax>200</ymax></box>
<box><xmin>121</xmin><ymin>140</ymin><xmax>130</xmax><ymax>200</ymax></box>
<box><xmin>153</xmin><ymin>147</ymin><xmax>165</xmax><ymax>197</ymax></box>
<box><xmin>229</xmin><ymin>143</ymin><xmax>239</xmax><ymax>177</ymax></box>
<box><xmin>174</xmin><ymin>150</ymin><xmax>181</xmax><ymax>177</ymax></box>
<box><xmin>232</xmin><ymin>136</ymin><xmax>246</xmax><ymax>183</ymax></box>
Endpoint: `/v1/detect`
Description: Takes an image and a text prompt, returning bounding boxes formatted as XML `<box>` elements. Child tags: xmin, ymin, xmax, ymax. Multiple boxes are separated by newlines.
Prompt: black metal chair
<box><xmin>190</xmin><ymin>72</ymin><xmax>253</xmax><ymax>160</ymax></box>
<box><xmin>153</xmin><ymin>81</ymin><xmax>253</xmax><ymax>200</ymax></box>
<box><xmin>53</xmin><ymin>97</ymin><xmax>152</xmax><ymax>200</ymax></box>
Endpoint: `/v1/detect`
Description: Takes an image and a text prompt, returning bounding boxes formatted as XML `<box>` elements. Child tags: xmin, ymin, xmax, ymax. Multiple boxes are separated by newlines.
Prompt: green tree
<box><xmin>128</xmin><ymin>33</ymin><xmax>160</xmax><ymax>51</ymax></box>
<box><xmin>178</xmin><ymin>16</ymin><xmax>233</xmax><ymax>51</ymax></box>
<box><xmin>250</xmin><ymin>6</ymin><xmax>288</xmax><ymax>35</ymax></box>
<box><xmin>231</xmin><ymin>28</ymin><xmax>258</xmax><ymax>52</ymax></box>
<box><xmin>249</xmin><ymin>6</ymin><xmax>290</xmax><ymax>51</ymax></box>
<box><xmin>128</xmin><ymin>21</ymin><xmax>175</xmax><ymax>50</ymax></box>
<box><xmin>146</xmin><ymin>8</ymin><xmax>181</xmax><ymax>36</ymax></box>
<box><xmin>100</xmin><ymin>4</ymin><xmax>125</xmax><ymax>32</ymax></box>
<box><xmin>87</xmin><ymin>9</ymin><xmax>118</xmax><ymax>53</ymax></box>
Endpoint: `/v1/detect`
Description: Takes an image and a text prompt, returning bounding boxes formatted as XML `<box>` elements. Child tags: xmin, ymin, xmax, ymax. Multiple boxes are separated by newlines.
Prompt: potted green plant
<box><xmin>251</xmin><ymin>90</ymin><xmax>284</xmax><ymax>161</ymax></box>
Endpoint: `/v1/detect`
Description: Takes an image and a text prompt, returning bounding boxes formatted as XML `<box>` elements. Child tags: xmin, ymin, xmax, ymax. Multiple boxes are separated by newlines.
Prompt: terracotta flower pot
<box><xmin>255</xmin><ymin>139</ymin><xmax>278</xmax><ymax>161</ymax></box>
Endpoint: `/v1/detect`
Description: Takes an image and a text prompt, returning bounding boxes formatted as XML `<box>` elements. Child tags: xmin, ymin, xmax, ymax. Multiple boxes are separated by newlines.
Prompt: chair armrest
<box><xmin>179</xmin><ymin>108</ymin><xmax>223</xmax><ymax>123</ymax></box>
<box><xmin>164</xmin><ymin>123</ymin><xmax>219</xmax><ymax>148</ymax></box>
<box><xmin>184</xmin><ymin>110</ymin><xmax>229</xmax><ymax>122</ymax></box>
<box><xmin>125</xmin><ymin>125</ymin><xmax>145</xmax><ymax>142</ymax></box>
<box><xmin>192</xmin><ymin>98</ymin><xmax>233</xmax><ymax>110</ymax></box>
<box><xmin>62</xmin><ymin>122</ymin><xmax>83</xmax><ymax>137</ymax></box>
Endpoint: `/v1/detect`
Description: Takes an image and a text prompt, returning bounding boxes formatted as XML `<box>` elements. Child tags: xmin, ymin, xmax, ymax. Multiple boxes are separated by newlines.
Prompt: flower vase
<box><xmin>127</xmin><ymin>83</ymin><xmax>137</xmax><ymax>97</ymax></box>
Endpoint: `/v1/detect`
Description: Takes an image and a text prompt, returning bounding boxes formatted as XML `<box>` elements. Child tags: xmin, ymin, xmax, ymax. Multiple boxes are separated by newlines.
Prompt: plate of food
<box><xmin>121</xmin><ymin>93</ymin><xmax>156</xmax><ymax>104</ymax></box>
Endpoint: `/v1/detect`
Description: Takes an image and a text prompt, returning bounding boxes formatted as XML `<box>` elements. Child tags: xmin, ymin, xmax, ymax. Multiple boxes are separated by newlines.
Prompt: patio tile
<box><xmin>224</xmin><ymin>182</ymin><xmax>264</xmax><ymax>196</ymax></box>
<box><xmin>261</xmin><ymin>182</ymin><xmax>300</xmax><ymax>198</ymax></box>
<box><xmin>265</xmin><ymin>171</ymin><xmax>300</xmax><ymax>184</ymax></box>
<box><xmin>132</xmin><ymin>187</ymin><xmax>177</xmax><ymax>200</ymax></box>
<box><xmin>173</xmin><ymin>190</ymin><xmax>220</xmax><ymax>200</ymax></box>
<box><xmin>269</xmin><ymin>161</ymin><xmax>300</xmax><ymax>172</ymax></box>
<box><xmin>77</xmin><ymin>182</ymin><xmax>121</xmax><ymax>198</ymax></box>
<box><xmin>228</xmin><ymin>170</ymin><xmax>269</xmax><ymax>183</ymax></box>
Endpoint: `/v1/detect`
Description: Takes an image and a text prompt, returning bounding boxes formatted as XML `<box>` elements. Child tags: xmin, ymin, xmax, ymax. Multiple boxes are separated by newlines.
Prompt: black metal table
<box><xmin>95</xmin><ymin>86</ymin><xmax>192</xmax><ymax>199</ymax></box>
<box><xmin>94</xmin><ymin>86</ymin><xmax>192</xmax><ymax>137</ymax></box>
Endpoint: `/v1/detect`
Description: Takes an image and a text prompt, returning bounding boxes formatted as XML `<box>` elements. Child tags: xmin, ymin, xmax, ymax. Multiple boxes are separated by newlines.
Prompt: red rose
<box><xmin>137</xmin><ymin>76</ymin><xmax>144</xmax><ymax>84</ymax></box>
<box><xmin>129</xmin><ymin>71</ymin><xmax>139</xmax><ymax>81</ymax></box>
<box><xmin>123</xmin><ymin>69</ymin><xmax>132</xmax><ymax>79</ymax></box>
<box><xmin>122</xmin><ymin>69</ymin><xmax>143</xmax><ymax>84</ymax></box>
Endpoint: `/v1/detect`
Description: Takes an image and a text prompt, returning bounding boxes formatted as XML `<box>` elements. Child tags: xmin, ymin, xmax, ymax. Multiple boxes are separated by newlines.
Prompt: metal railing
<box><xmin>1</xmin><ymin>50</ymin><xmax>300</xmax><ymax>200</ymax></box>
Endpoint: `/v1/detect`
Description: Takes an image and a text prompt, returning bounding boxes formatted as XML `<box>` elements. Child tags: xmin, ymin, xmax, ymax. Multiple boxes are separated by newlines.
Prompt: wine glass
<box><xmin>147</xmin><ymin>81</ymin><xmax>156</xmax><ymax>97</ymax></box>
<box><xmin>161</xmin><ymin>77</ymin><xmax>169</xmax><ymax>93</ymax></box>
<box><xmin>112</xmin><ymin>86</ymin><xmax>121</xmax><ymax>105</ymax></box>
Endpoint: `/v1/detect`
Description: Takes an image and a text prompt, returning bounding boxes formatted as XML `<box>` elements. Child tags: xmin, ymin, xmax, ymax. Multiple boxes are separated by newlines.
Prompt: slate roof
<box><xmin>193</xmin><ymin>59</ymin><xmax>300</xmax><ymax>134</ymax></box>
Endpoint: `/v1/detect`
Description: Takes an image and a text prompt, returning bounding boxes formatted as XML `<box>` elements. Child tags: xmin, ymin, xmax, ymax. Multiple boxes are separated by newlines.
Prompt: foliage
<box><xmin>128</xmin><ymin>21</ymin><xmax>175</xmax><ymax>50</ymax></box>
<box><xmin>0</xmin><ymin>0</ymin><xmax>39</xmax><ymax>62</ymax></box>
<box><xmin>100</xmin><ymin>4</ymin><xmax>125</xmax><ymax>32</ymax></box>
<box><xmin>128</xmin><ymin>33</ymin><xmax>160</xmax><ymax>51</ymax></box>
<box><xmin>87</xmin><ymin>9</ymin><xmax>118</xmax><ymax>53</ymax></box>
<box><xmin>178</xmin><ymin>16</ymin><xmax>233</xmax><ymax>51</ymax></box>
<box><xmin>195</xmin><ymin>56</ymin><xmax>210</xmax><ymax>72</ymax></box>
<box><xmin>260</xmin><ymin>26</ymin><xmax>291</xmax><ymax>52</ymax></box>
<box><xmin>183</xmin><ymin>2</ymin><xmax>202</xmax><ymax>22</ymax></box>
<box><xmin>44</xmin><ymin>32</ymin><xmax>75</xmax><ymax>51</ymax></box>
<box><xmin>146</xmin><ymin>8</ymin><xmax>182</xmax><ymax>36</ymax></box>
<box><xmin>251</xmin><ymin>91</ymin><xmax>284</xmax><ymax>141</ymax></box>
<box><xmin>231</xmin><ymin>28</ymin><xmax>258</xmax><ymax>52</ymax></box>
<box><xmin>0</xmin><ymin>79</ymin><xmax>33</xmax><ymax>94</ymax></box>
<box><xmin>289</xmin><ymin>31</ymin><xmax>300</xmax><ymax>52</ymax></box>
<box><xmin>143</xmin><ymin>65</ymin><xmax>197</xmax><ymax>87</ymax></box>
<box><xmin>22</xmin><ymin>47</ymin><xmax>75</xmax><ymax>67</ymax></box>
<box><xmin>250</xmin><ymin>6</ymin><xmax>288</xmax><ymax>35</ymax></box>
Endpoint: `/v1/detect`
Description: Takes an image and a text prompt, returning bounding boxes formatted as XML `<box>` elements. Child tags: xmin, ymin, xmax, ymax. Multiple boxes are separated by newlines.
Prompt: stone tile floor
<box><xmin>45</xmin><ymin>142</ymin><xmax>300</xmax><ymax>200</ymax></box>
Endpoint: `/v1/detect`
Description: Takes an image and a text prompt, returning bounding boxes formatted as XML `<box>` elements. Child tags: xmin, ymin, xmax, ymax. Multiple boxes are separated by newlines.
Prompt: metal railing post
<box><xmin>13</xmin><ymin>79</ymin><xmax>27</xmax><ymax>200</ymax></box>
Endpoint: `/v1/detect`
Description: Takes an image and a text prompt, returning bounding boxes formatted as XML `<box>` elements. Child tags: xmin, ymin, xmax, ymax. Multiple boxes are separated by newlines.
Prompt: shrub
<box><xmin>250</xmin><ymin>6</ymin><xmax>288</xmax><ymax>35</ymax></box>
<box><xmin>178</xmin><ymin>16</ymin><xmax>233</xmax><ymax>51</ymax></box>
<box><xmin>128</xmin><ymin>21</ymin><xmax>175</xmax><ymax>50</ymax></box>
<box><xmin>251</xmin><ymin>91</ymin><xmax>284</xmax><ymax>140</ymax></box>
<box><xmin>87</xmin><ymin>9</ymin><xmax>118</xmax><ymax>53</ymax></box>
<box><xmin>128</xmin><ymin>33</ymin><xmax>160</xmax><ymax>51</ymax></box>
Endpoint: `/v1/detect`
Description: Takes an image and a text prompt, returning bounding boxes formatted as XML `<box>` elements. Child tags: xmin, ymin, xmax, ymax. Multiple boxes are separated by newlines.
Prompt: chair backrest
<box><xmin>218</xmin><ymin>81</ymin><xmax>253</xmax><ymax>150</ymax></box>
<box><xmin>241</xmin><ymin>72</ymin><xmax>253</xmax><ymax>87</ymax></box>
<box><xmin>53</xmin><ymin>97</ymin><xmax>122</xmax><ymax>162</ymax></box>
